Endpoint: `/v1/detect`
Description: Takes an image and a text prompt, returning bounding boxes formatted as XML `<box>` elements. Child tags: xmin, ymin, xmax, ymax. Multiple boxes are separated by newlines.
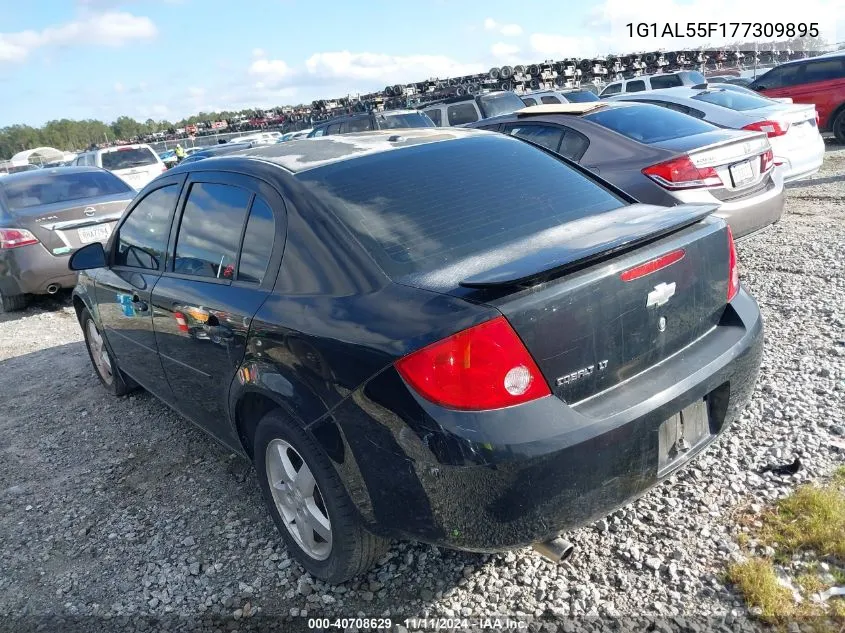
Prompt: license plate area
<box><xmin>657</xmin><ymin>399</ymin><xmax>711</xmax><ymax>476</ymax></box>
<box><xmin>78</xmin><ymin>224</ymin><xmax>112</xmax><ymax>244</ymax></box>
<box><xmin>729</xmin><ymin>160</ymin><xmax>755</xmax><ymax>187</ymax></box>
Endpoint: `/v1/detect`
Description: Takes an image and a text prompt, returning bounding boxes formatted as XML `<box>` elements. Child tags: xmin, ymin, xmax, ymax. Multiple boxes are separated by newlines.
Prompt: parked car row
<box><xmin>65</xmin><ymin>128</ymin><xmax>764</xmax><ymax>584</ymax></box>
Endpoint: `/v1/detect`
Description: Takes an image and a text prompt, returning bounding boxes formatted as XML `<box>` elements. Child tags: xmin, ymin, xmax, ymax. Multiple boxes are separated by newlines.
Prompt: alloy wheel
<box><xmin>265</xmin><ymin>438</ymin><xmax>332</xmax><ymax>560</ymax></box>
<box><xmin>86</xmin><ymin>319</ymin><xmax>113</xmax><ymax>385</ymax></box>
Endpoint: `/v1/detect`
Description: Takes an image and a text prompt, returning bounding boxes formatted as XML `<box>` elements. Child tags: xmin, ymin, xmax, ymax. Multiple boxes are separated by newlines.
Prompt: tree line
<box><xmin>0</xmin><ymin>110</ymin><xmax>261</xmax><ymax>159</ymax></box>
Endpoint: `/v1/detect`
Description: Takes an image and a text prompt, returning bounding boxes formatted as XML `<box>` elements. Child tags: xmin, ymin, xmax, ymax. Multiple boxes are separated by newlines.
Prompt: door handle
<box><xmin>131</xmin><ymin>294</ymin><xmax>148</xmax><ymax>312</ymax></box>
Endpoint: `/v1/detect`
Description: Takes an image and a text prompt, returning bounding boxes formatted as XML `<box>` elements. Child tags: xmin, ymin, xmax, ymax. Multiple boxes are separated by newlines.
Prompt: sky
<box><xmin>1</xmin><ymin>0</ymin><xmax>842</xmax><ymax>127</ymax></box>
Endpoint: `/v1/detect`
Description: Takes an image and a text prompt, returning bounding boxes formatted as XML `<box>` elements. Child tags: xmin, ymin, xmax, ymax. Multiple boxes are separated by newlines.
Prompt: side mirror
<box><xmin>69</xmin><ymin>242</ymin><xmax>107</xmax><ymax>271</ymax></box>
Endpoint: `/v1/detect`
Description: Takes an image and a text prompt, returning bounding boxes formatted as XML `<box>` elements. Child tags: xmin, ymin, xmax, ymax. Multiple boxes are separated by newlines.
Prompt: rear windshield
<box><xmin>297</xmin><ymin>135</ymin><xmax>623</xmax><ymax>277</ymax></box>
<box><xmin>478</xmin><ymin>92</ymin><xmax>526</xmax><ymax>118</ymax></box>
<box><xmin>376</xmin><ymin>112</ymin><xmax>436</xmax><ymax>129</ymax></box>
<box><xmin>585</xmin><ymin>103</ymin><xmax>717</xmax><ymax>143</ymax></box>
<box><xmin>562</xmin><ymin>90</ymin><xmax>600</xmax><ymax>103</ymax></box>
<box><xmin>101</xmin><ymin>146</ymin><xmax>158</xmax><ymax>170</ymax></box>
<box><xmin>0</xmin><ymin>171</ymin><xmax>133</xmax><ymax>211</ymax></box>
<box><xmin>691</xmin><ymin>89</ymin><xmax>774</xmax><ymax>111</ymax></box>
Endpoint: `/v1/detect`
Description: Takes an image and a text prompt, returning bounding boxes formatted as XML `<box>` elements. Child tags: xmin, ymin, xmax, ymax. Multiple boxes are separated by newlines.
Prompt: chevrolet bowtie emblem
<box><xmin>647</xmin><ymin>282</ymin><xmax>676</xmax><ymax>308</ymax></box>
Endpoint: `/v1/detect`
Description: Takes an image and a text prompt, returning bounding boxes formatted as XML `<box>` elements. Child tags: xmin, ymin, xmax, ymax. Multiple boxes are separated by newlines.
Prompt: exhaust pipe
<box><xmin>46</xmin><ymin>283</ymin><xmax>60</xmax><ymax>295</ymax></box>
<box><xmin>532</xmin><ymin>537</ymin><xmax>575</xmax><ymax>563</ymax></box>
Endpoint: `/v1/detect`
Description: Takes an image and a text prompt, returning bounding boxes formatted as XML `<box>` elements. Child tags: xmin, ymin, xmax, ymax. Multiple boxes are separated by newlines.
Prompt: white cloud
<box><xmin>303</xmin><ymin>51</ymin><xmax>483</xmax><ymax>83</ymax></box>
<box><xmin>0</xmin><ymin>11</ymin><xmax>156</xmax><ymax>63</ymax></box>
<box><xmin>529</xmin><ymin>33</ymin><xmax>602</xmax><ymax>59</ymax></box>
<box><xmin>491</xmin><ymin>42</ymin><xmax>520</xmax><ymax>61</ymax></box>
<box><xmin>484</xmin><ymin>18</ymin><xmax>523</xmax><ymax>37</ymax></box>
<box><xmin>249</xmin><ymin>58</ymin><xmax>293</xmax><ymax>81</ymax></box>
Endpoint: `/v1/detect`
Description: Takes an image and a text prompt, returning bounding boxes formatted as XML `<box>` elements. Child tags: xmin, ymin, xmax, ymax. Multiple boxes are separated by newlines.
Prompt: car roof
<box><xmin>780</xmin><ymin>50</ymin><xmax>844</xmax><ymax>65</ymax></box>
<box><xmin>0</xmin><ymin>165</ymin><xmax>107</xmax><ymax>185</ymax></box>
<box><xmin>184</xmin><ymin>128</ymin><xmax>487</xmax><ymax>174</ymax></box>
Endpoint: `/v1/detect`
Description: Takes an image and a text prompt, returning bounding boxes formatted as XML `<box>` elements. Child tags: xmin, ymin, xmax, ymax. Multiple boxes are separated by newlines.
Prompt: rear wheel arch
<box><xmin>235</xmin><ymin>390</ymin><xmax>295</xmax><ymax>460</ymax></box>
<box><xmin>829</xmin><ymin>102</ymin><xmax>845</xmax><ymax>141</ymax></box>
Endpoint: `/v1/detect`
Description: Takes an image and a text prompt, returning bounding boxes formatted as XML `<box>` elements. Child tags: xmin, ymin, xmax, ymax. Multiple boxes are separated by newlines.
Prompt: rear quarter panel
<box><xmin>761</xmin><ymin>78</ymin><xmax>845</xmax><ymax>130</ymax></box>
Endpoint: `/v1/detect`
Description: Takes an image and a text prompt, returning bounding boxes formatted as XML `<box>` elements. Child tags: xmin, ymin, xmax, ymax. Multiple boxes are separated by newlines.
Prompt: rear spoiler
<box><xmin>458</xmin><ymin>203</ymin><xmax>718</xmax><ymax>289</ymax></box>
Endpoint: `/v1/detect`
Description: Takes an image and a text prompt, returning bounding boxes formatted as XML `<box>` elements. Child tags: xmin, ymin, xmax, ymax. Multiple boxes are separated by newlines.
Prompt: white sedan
<box><xmin>609</xmin><ymin>86</ymin><xmax>824</xmax><ymax>182</ymax></box>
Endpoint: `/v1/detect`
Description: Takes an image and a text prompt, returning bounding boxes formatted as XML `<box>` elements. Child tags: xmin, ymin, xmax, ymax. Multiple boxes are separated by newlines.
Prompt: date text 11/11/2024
<box><xmin>625</xmin><ymin>22</ymin><xmax>820</xmax><ymax>39</ymax></box>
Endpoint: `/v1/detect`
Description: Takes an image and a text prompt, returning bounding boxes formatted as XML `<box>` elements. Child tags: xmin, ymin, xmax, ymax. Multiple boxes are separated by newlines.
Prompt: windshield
<box><xmin>585</xmin><ymin>103</ymin><xmax>717</xmax><ymax>143</ymax></box>
<box><xmin>0</xmin><ymin>170</ymin><xmax>133</xmax><ymax>211</ymax></box>
<box><xmin>376</xmin><ymin>112</ymin><xmax>435</xmax><ymax>129</ymax></box>
<box><xmin>297</xmin><ymin>135</ymin><xmax>623</xmax><ymax>278</ymax></box>
<box><xmin>692</xmin><ymin>89</ymin><xmax>775</xmax><ymax>111</ymax></box>
<box><xmin>478</xmin><ymin>92</ymin><xmax>526</xmax><ymax>118</ymax></box>
<box><xmin>101</xmin><ymin>146</ymin><xmax>158</xmax><ymax>170</ymax></box>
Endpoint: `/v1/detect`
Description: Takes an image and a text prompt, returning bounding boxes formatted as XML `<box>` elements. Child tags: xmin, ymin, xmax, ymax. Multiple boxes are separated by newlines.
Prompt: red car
<box><xmin>748</xmin><ymin>52</ymin><xmax>845</xmax><ymax>143</ymax></box>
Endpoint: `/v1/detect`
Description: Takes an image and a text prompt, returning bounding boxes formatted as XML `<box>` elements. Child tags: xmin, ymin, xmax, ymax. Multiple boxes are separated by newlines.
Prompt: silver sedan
<box><xmin>609</xmin><ymin>86</ymin><xmax>825</xmax><ymax>182</ymax></box>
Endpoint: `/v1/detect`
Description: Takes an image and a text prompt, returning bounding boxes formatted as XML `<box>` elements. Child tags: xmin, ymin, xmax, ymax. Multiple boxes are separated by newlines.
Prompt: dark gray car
<box><xmin>0</xmin><ymin>166</ymin><xmax>135</xmax><ymax>311</ymax></box>
<box><xmin>466</xmin><ymin>102</ymin><xmax>785</xmax><ymax>239</ymax></box>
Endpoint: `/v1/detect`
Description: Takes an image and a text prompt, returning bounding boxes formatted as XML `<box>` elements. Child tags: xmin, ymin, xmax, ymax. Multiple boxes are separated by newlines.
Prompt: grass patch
<box><xmin>796</xmin><ymin>573</ymin><xmax>825</xmax><ymax>596</ymax></box>
<box><xmin>759</xmin><ymin>483</ymin><xmax>845</xmax><ymax>559</ymax></box>
<box><xmin>727</xmin><ymin>558</ymin><xmax>795</xmax><ymax>621</ymax></box>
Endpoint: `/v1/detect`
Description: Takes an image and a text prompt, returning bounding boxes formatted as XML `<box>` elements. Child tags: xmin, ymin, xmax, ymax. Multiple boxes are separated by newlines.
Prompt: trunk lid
<box><xmin>13</xmin><ymin>193</ymin><xmax>131</xmax><ymax>256</ymax></box>
<box><xmin>402</xmin><ymin>203</ymin><xmax>730</xmax><ymax>404</ymax></box>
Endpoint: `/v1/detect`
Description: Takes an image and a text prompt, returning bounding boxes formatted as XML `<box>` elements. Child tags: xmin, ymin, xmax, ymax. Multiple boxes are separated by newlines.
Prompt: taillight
<box><xmin>642</xmin><ymin>155</ymin><xmax>722</xmax><ymax>190</ymax></box>
<box><xmin>0</xmin><ymin>228</ymin><xmax>39</xmax><ymax>249</ymax></box>
<box><xmin>395</xmin><ymin>316</ymin><xmax>551</xmax><ymax>411</ymax></box>
<box><xmin>173</xmin><ymin>311</ymin><xmax>189</xmax><ymax>332</ymax></box>
<box><xmin>815</xmin><ymin>110</ymin><xmax>820</xmax><ymax>126</ymax></box>
<box><xmin>727</xmin><ymin>226</ymin><xmax>740</xmax><ymax>302</ymax></box>
<box><xmin>742</xmin><ymin>120</ymin><xmax>789</xmax><ymax>138</ymax></box>
<box><xmin>760</xmin><ymin>148</ymin><xmax>775</xmax><ymax>173</ymax></box>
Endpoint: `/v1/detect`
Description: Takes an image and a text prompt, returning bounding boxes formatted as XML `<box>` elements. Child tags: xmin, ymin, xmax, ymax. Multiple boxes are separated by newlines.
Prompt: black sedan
<box><xmin>69</xmin><ymin>129</ymin><xmax>763</xmax><ymax>582</ymax></box>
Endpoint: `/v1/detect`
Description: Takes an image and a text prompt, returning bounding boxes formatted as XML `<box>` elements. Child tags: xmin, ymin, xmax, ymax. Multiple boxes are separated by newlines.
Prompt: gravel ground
<box><xmin>1</xmin><ymin>145</ymin><xmax>843</xmax><ymax>633</ymax></box>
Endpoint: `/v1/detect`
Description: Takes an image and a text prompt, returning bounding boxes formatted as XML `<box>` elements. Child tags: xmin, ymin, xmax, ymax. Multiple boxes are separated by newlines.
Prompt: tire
<box><xmin>833</xmin><ymin>108</ymin><xmax>845</xmax><ymax>144</ymax></box>
<box><xmin>0</xmin><ymin>290</ymin><xmax>28</xmax><ymax>313</ymax></box>
<box><xmin>80</xmin><ymin>308</ymin><xmax>134</xmax><ymax>396</ymax></box>
<box><xmin>254</xmin><ymin>410</ymin><xmax>389</xmax><ymax>583</ymax></box>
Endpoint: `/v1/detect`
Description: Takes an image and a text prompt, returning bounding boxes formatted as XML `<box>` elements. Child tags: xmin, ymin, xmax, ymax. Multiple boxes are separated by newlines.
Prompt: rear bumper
<box><xmin>0</xmin><ymin>243</ymin><xmax>77</xmax><ymax>296</ymax></box>
<box><xmin>773</xmin><ymin>133</ymin><xmax>825</xmax><ymax>183</ymax></box>
<box><xmin>330</xmin><ymin>289</ymin><xmax>764</xmax><ymax>550</ymax></box>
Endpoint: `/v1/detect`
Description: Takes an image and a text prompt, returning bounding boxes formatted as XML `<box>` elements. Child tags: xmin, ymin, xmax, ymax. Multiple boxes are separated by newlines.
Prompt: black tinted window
<box><xmin>101</xmin><ymin>147</ymin><xmax>157</xmax><ymax>170</ymax></box>
<box><xmin>753</xmin><ymin>64</ymin><xmax>803</xmax><ymax>89</ymax></box>
<box><xmin>447</xmin><ymin>103</ymin><xmax>479</xmax><ymax>125</ymax></box>
<box><xmin>649</xmin><ymin>74</ymin><xmax>683</xmax><ymax>89</ymax></box>
<box><xmin>803</xmin><ymin>59</ymin><xmax>844</xmax><ymax>82</ymax></box>
<box><xmin>346</xmin><ymin>118</ymin><xmax>372</xmax><ymax>133</ymax></box>
<box><xmin>541</xmin><ymin>95</ymin><xmax>562</xmax><ymax>104</ymax></box>
<box><xmin>505</xmin><ymin>124</ymin><xmax>563</xmax><ymax>152</ymax></box>
<box><xmin>298</xmin><ymin>136</ymin><xmax>622</xmax><ymax>277</ymax></box>
<box><xmin>0</xmin><ymin>171</ymin><xmax>133</xmax><ymax>211</ymax></box>
<box><xmin>238</xmin><ymin>197</ymin><xmax>275</xmax><ymax>284</ymax></box>
<box><xmin>522</xmin><ymin>97</ymin><xmax>537</xmax><ymax>106</ymax></box>
<box><xmin>478</xmin><ymin>92</ymin><xmax>526</xmax><ymax>117</ymax></box>
<box><xmin>115</xmin><ymin>184</ymin><xmax>179</xmax><ymax>270</ymax></box>
<box><xmin>377</xmin><ymin>112</ymin><xmax>435</xmax><ymax>129</ymax></box>
<box><xmin>626</xmin><ymin>80</ymin><xmax>646</xmax><ymax>92</ymax></box>
<box><xmin>602</xmin><ymin>83</ymin><xmax>622</xmax><ymax>95</ymax></box>
<box><xmin>174</xmin><ymin>183</ymin><xmax>250</xmax><ymax>280</ymax></box>
<box><xmin>559</xmin><ymin>128</ymin><xmax>590</xmax><ymax>161</ymax></box>
<box><xmin>425</xmin><ymin>109</ymin><xmax>441</xmax><ymax>126</ymax></box>
<box><xmin>326</xmin><ymin>123</ymin><xmax>342</xmax><ymax>135</ymax></box>
<box><xmin>563</xmin><ymin>90</ymin><xmax>600</xmax><ymax>103</ymax></box>
<box><xmin>585</xmin><ymin>103</ymin><xmax>716</xmax><ymax>143</ymax></box>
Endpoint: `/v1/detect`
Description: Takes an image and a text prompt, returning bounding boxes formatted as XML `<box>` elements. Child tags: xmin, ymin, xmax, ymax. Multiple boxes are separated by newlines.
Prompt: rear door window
<box><xmin>325</xmin><ymin>123</ymin><xmax>342</xmax><ymax>135</ymax></box>
<box><xmin>649</xmin><ymin>74</ymin><xmax>683</xmax><ymax>89</ymax></box>
<box><xmin>297</xmin><ymin>135</ymin><xmax>623</xmax><ymax>278</ymax></box>
<box><xmin>541</xmin><ymin>95</ymin><xmax>562</xmax><ymax>104</ymax></box>
<box><xmin>447</xmin><ymin>103</ymin><xmax>479</xmax><ymax>125</ymax></box>
<box><xmin>625</xmin><ymin>80</ymin><xmax>646</xmax><ymax>92</ymax></box>
<box><xmin>752</xmin><ymin>64</ymin><xmax>804</xmax><ymax>89</ymax></box>
<box><xmin>601</xmin><ymin>83</ymin><xmax>622</xmax><ymax>95</ymax></box>
<box><xmin>802</xmin><ymin>59</ymin><xmax>845</xmax><ymax>82</ymax></box>
<box><xmin>345</xmin><ymin>117</ymin><xmax>373</xmax><ymax>132</ymax></box>
<box><xmin>584</xmin><ymin>103</ymin><xmax>717</xmax><ymax>143</ymax></box>
<box><xmin>237</xmin><ymin>197</ymin><xmax>276</xmax><ymax>284</ymax></box>
<box><xmin>173</xmin><ymin>182</ymin><xmax>250</xmax><ymax>280</ymax></box>
<box><xmin>522</xmin><ymin>97</ymin><xmax>538</xmax><ymax>106</ymax></box>
<box><xmin>101</xmin><ymin>147</ymin><xmax>158</xmax><ymax>170</ymax></box>
<box><xmin>114</xmin><ymin>184</ymin><xmax>180</xmax><ymax>270</ymax></box>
